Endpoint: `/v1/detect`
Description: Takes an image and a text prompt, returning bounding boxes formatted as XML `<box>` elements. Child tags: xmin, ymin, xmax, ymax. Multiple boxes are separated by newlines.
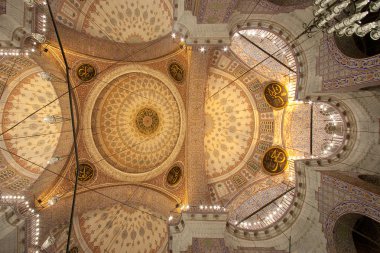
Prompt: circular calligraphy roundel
<box><xmin>74</xmin><ymin>163</ymin><xmax>95</xmax><ymax>182</ymax></box>
<box><xmin>262</xmin><ymin>147</ymin><xmax>288</xmax><ymax>175</ymax></box>
<box><xmin>168</xmin><ymin>62</ymin><xmax>185</xmax><ymax>83</ymax></box>
<box><xmin>76</xmin><ymin>63</ymin><xmax>96</xmax><ymax>82</ymax></box>
<box><xmin>263</xmin><ymin>81</ymin><xmax>288</xmax><ymax>109</ymax></box>
<box><xmin>166</xmin><ymin>166</ymin><xmax>182</xmax><ymax>186</ymax></box>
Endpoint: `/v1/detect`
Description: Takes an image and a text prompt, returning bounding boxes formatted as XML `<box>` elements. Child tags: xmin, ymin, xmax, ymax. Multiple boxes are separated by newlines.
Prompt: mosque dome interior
<box><xmin>0</xmin><ymin>0</ymin><xmax>380</xmax><ymax>253</ymax></box>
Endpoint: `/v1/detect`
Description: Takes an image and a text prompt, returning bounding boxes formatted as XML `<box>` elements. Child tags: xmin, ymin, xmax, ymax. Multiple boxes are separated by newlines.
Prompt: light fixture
<box><xmin>47</xmin><ymin>156</ymin><xmax>61</xmax><ymax>165</ymax></box>
<box><xmin>39</xmin><ymin>72</ymin><xmax>53</xmax><ymax>81</ymax></box>
<box><xmin>171</xmin><ymin>32</ymin><xmax>176</xmax><ymax>39</ymax></box>
<box><xmin>47</xmin><ymin>196</ymin><xmax>59</xmax><ymax>206</ymax></box>
<box><xmin>43</xmin><ymin>115</ymin><xmax>57</xmax><ymax>124</ymax></box>
<box><xmin>223</xmin><ymin>46</ymin><xmax>228</xmax><ymax>52</ymax></box>
<box><xmin>31</xmin><ymin>33</ymin><xmax>46</xmax><ymax>43</ymax></box>
<box><xmin>199</xmin><ymin>47</ymin><xmax>206</xmax><ymax>53</ymax></box>
<box><xmin>312</xmin><ymin>0</ymin><xmax>380</xmax><ymax>40</ymax></box>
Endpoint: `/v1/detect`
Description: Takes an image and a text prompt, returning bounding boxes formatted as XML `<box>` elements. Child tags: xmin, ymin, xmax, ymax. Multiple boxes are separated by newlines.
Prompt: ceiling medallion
<box><xmin>263</xmin><ymin>81</ymin><xmax>288</xmax><ymax>110</ymax></box>
<box><xmin>262</xmin><ymin>147</ymin><xmax>288</xmax><ymax>175</ymax></box>
<box><xmin>135</xmin><ymin>108</ymin><xmax>160</xmax><ymax>135</ymax></box>
<box><xmin>166</xmin><ymin>166</ymin><xmax>182</xmax><ymax>186</ymax></box>
<box><xmin>69</xmin><ymin>247</ymin><xmax>79</xmax><ymax>253</ymax></box>
<box><xmin>76</xmin><ymin>63</ymin><xmax>96</xmax><ymax>82</ymax></box>
<box><xmin>75</xmin><ymin>164</ymin><xmax>95</xmax><ymax>182</ymax></box>
<box><xmin>168</xmin><ymin>62</ymin><xmax>185</xmax><ymax>83</ymax></box>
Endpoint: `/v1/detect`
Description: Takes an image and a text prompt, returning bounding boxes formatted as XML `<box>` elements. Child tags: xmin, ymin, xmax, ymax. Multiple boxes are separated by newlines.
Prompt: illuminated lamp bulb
<box><xmin>31</xmin><ymin>33</ymin><xmax>46</xmax><ymax>43</ymax></box>
<box><xmin>39</xmin><ymin>71</ymin><xmax>53</xmax><ymax>81</ymax></box>
<box><xmin>199</xmin><ymin>47</ymin><xmax>206</xmax><ymax>53</ymax></box>
<box><xmin>43</xmin><ymin>115</ymin><xmax>56</xmax><ymax>124</ymax></box>
<box><xmin>223</xmin><ymin>46</ymin><xmax>228</xmax><ymax>52</ymax></box>
<box><xmin>171</xmin><ymin>32</ymin><xmax>176</xmax><ymax>39</ymax></box>
<box><xmin>168</xmin><ymin>216</ymin><xmax>173</xmax><ymax>221</ymax></box>
<box><xmin>47</xmin><ymin>156</ymin><xmax>60</xmax><ymax>165</ymax></box>
<box><xmin>47</xmin><ymin>196</ymin><xmax>59</xmax><ymax>206</ymax></box>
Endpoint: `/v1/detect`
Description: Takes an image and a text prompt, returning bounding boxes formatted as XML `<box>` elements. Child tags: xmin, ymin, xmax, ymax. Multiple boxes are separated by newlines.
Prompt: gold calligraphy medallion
<box><xmin>263</xmin><ymin>82</ymin><xmax>288</xmax><ymax>109</ymax></box>
<box><xmin>76</xmin><ymin>63</ymin><xmax>96</xmax><ymax>82</ymax></box>
<box><xmin>167</xmin><ymin>166</ymin><xmax>182</xmax><ymax>186</ymax></box>
<box><xmin>77</xmin><ymin>164</ymin><xmax>94</xmax><ymax>182</ymax></box>
<box><xmin>262</xmin><ymin>147</ymin><xmax>288</xmax><ymax>175</ymax></box>
<box><xmin>168</xmin><ymin>62</ymin><xmax>185</xmax><ymax>83</ymax></box>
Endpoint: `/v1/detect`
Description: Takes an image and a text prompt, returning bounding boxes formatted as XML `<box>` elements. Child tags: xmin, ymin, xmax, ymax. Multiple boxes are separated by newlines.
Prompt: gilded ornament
<box><xmin>167</xmin><ymin>166</ymin><xmax>182</xmax><ymax>186</ymax></box>
<box><xmin>168</xmin><ymin>62</ymin><xmax>185</xmax><ymax>82</ymax></box>
<box><xmin>262</xmin><ymin>147</ymin><xmax>288</xmax><ymax>175</ymax></box>
<box><xmin>76</xmin><ymin>164</ymin><xmax>94</xmax><ymax>182</ymax></box>
<box><xmin>263</xmin><ymin>82</ymin><xmax>288</xmax><ymax>109</ymax></box>
<box><xmin>77</xmin><ymin>63</ymin><xmax>96</xmax><ymax>82</ymax></box>
<box><xmin>135</xmin><ymin>108</ymin><xmax>159</xmax><ymax>135</ymax></box>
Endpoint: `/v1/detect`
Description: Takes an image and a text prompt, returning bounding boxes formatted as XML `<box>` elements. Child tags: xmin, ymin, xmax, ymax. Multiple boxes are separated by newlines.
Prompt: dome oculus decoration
<box><xmin>135</xmin><ymin>108</ymin><xmax>160</xmax><ymax>135</ymax></box>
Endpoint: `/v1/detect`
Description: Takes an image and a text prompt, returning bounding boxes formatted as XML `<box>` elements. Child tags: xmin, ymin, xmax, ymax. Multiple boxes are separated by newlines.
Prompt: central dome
<box><xmin>85</xmin><ymin>67</ymin><xmax>186</xmax><ymax>180</ymax></box>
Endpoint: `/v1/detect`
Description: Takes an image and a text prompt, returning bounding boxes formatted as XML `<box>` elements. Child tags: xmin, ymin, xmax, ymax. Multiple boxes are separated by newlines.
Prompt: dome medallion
<box><xmin>135</xmin><ymin>108</ymin><xmax>160</xmax><ymax>135</ymax></box>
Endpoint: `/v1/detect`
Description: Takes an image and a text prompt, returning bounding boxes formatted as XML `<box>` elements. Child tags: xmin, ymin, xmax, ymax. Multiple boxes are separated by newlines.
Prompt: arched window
<box><xmin>334</xmin><ymin>34</ymin><xmax>380</xmax><ymax>59</ymax></box>
<box><xmin>358</xmin><ymin>174</ymin><xmax>380</xmax><ymax>187</ymax></box>
<box><xmin>334</xmin><ymin>214</ymin><xmax>380</xmax><ymax>253</ymax></box>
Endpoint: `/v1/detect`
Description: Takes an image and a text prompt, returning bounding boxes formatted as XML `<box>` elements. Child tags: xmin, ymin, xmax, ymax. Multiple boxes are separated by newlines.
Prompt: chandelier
<box><xmin>311</xmin><ymin>0</ymin><xmax>380</xmax><ymax>40</ymax></box>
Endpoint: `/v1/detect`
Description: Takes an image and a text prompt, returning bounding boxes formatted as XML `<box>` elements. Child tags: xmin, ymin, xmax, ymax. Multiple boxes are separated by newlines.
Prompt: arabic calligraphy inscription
<box><xmin>168</xmin><ymin>62</ymin><xmax>185</xmax><ymax>83</ymax></box>
<box><xmin>167</xmin><ymin>166</ymin><xmax>182</xmax><ymax>186</ymax></box>
<box><xmin>77</xmin><ymin>63</ymin><xmax>96</xmax><ymax>82</ymax></box>
<box><xmin>263</xmin><ymin>82</ymin><xmax>288</xmax><ymax>109</ymax></box>
<box><xmin>77</xmin><ymin>164</ymin><xmax>94</xmax><ymax>182</ymax></box>
<box><xmin>262</xmin><ymin>147</ymin><xmax>288</xmax><ymax>175</ymax></box>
